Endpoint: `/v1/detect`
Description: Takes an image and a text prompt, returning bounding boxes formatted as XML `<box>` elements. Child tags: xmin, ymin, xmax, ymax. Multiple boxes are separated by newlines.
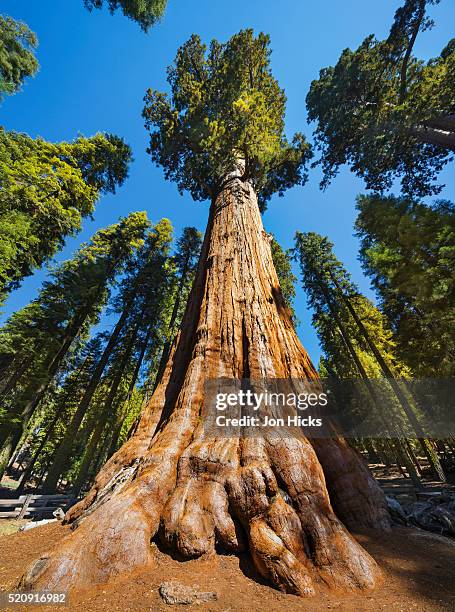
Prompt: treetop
<box><xmin>143</xmin><ymin>29</ymin><xmax>312</xmax><ymax>210</ymax></box>
<box><xmin>306</xmin><ymin>0</ymin><xmax>454</xmax><ymax>198</ymax></box>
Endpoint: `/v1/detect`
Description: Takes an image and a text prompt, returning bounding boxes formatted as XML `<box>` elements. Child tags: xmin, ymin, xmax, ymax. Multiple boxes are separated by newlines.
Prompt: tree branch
<box><xmin>411</xmin><ymin>125</ymin><xmax>455</xmax><ymax>151</ymax></box>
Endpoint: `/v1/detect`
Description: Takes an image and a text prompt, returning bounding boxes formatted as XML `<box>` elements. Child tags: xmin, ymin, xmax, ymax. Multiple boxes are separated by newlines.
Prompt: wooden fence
<box><xmin>0</xmin><ymin>494</ymin><xmax>76</xmax><ymax>520</ymax></box>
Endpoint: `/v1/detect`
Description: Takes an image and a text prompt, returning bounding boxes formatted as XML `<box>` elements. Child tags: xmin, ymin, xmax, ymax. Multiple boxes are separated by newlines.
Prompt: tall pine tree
<box><xmin>41</xmin><ymin>219</ymin><xmax>175</xmax><ymax>493</ymax></box>
<box><xmin>15</xmin><ymin>335</ymin><xmax>106</xmax><ymax>491</ymax></box>
<box><xmin>0</xmin><ymin>15</ymin><xmax>38</xmax><ymax>103</ymax></box>
<box><xmin>154</xmin><ymin>226</ymin><xmax>202</xmax><ymax>386</ymax></box>
<box><xmin>0</xmin><ymin>212</ymin><xmax>149</xmax><ymax>478</ymax></box>
<box><xmin>293</xmin><ymin>231</ymin><xmax>445</xmax><ymax>482</ymax></box>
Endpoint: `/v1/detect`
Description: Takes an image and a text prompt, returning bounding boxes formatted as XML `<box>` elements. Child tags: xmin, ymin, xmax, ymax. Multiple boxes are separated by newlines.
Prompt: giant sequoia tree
<box><xmin>306</xmin><ymin>0</ymin><xmax>454</xmax><ymax>197</ymax></box>
<box><xmin>23</xmin><ymin>30</ymin><xmax>389</xmax><ymax>597</ymax></box>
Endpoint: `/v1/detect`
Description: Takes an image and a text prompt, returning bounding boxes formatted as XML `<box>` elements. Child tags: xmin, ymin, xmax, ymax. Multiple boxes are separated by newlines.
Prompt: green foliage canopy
<box><xmin>0</xmin><ymin>15</ymin><xmax>38</xmax><ymax>103</ymax></box>
<box><xmin>38</xmin><ymin>218</ymin><xmax>175</xmax><ymax>490</ymax></box>
<box><xmin>173</xmin><ymin>227</ymin><xmax>202</xmax><ymax>278</ymax></box>
<box><xmin>0</xmin><ymin>130</ymin><xmax>132</xmax><ymax>304</ymax></box>
<box><xmin>143</xmin><ymin>29</ymin><xmax>312</xmax><ymax>211</ymax></box>
<box><xmin>0</xmin><ymin>212</ymin><xmax>149</xmax><ymax>436</ymax></box>
<box><xmin>113</xmin><ymin>217</ymin><xmax>174</xmax><ymax>315</ymax></box>
<box><xmin>306</xmin><ymin>0</ymin><xmax>454</xmax><ymax>198</ymax></box>
<box><xmin>355</xmin><ymin>194</ymin><xmax>455</xmax><ymax>376</ymax></box>
<box><xmin>67</xmin><ymin>218</ymin><xmax>175</xmax><ymax>491</ymax></box>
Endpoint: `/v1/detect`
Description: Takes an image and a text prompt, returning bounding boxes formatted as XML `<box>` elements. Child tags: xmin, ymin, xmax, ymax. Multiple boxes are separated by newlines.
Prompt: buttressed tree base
<box><xmin>21</xmin><ymin>30</ymin><xmax>390</xmax><ymax>598</ymax></box>
<box><xmin>21</xmin><ymin>167</ymin><xmax>389</xmax><ymax>597</ymax></box>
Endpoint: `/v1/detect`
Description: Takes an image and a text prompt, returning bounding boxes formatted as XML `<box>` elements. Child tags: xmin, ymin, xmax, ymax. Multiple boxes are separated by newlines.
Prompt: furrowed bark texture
<box><xmin>21</xmin><ymin>170</ymin><xmax>389</xmax><ymax>597</ymax></box>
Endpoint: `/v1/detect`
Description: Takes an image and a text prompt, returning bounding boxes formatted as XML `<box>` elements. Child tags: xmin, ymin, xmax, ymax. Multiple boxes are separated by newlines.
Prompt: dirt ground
<box><xmin>0</xmin><ymin>522</ymin><xmax>454</xmax><ymax>611</ymax></box>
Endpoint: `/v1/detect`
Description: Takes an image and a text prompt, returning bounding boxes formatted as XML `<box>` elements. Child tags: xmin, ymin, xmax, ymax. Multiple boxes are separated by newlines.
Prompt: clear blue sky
<box><xmin>1</xmin><ymin>0</ymin><xmax>454</xmax><ymax>364</ymax></box>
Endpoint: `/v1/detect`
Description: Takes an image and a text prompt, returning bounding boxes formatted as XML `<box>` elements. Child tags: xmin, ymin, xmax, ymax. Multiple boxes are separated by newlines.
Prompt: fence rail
<box><xmin>0</xmin><ymin>494</ymin><xmax>76</xmax><ymax>520</ymax></box>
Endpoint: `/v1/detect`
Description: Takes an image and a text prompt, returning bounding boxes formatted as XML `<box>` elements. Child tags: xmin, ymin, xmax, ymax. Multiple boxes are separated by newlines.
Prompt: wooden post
<box><xmin>18</xmin><ymin>494</ymin><xmax>32</xmax><ymax>519</ymax></box>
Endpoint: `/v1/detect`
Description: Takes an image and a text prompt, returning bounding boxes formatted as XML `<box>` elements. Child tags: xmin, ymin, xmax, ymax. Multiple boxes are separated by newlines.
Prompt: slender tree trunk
<box><xmin>0</xmin><ymin>258</ymin><xmax>123</xmax><ymax>450</ymax></box>
<box><xmin>0</xmin><ymin>358</ymin><xmax>29</xmax><ymax>397</ymax></box>
<box><xmin>398</xmin><ymin>0</ymin><xmax>425</xmax><ymax>103</ymax></box>
<box><xmin>426</xmin><ymin>114</ymin><xmax>455</xmax><ymax>132</ymax></box>
<box><xmin>363</xmin><ymin>438</ymin><xmax>380</xmax><ymax>463</ymax></box>
<box><xmin>22</xmin><ymin>169</ymin><xmax>388</xmax><ymax>597</ymax></box>
<box><xmin>17</xmin><ymin>412</ymin><xmax>62</xmax><ymax>492</ymax></box>
<box><xmin>20</xmin><ymin>311</ymin><xmax>88</xmax><ymax>419</ymax></box>
<box><xmin>106</xmin><ymin>324</ymin><xmax>154</xmax><ymax>459</ymax></box>
<box><xmin>18</xmin><ymin>351</ymin><xmax>104</xmax><ymax>491</ymax></box>
<box><xmin>41</xmin><ymin>309</ymin><xmax>130</xmax><ymax>493</ymax></box>
<box><xmin>155</xmin><ymin>260</ymin><xmax>190</xmax><ymax>387</ymax></box>
<box><xmin>0</xmin><ymin>313</ymin><xmax>88</xmax><ymax>452</ymax></box>
<box><xmin>0</xmin><ymin>429</ymin><xmax>23</xmax><ymax>481</ymax></box>
<box><xmin>405</xmin><ymin>440</ymin><xmax>423</xmax><ymax>475</ymax></box>
<box><xmin>7</xmin><ymin>442</ymin><xmax>25</xmax><ymax>473</ymax></box>
<box><xmin>72</xmin><ymin>324</ymin><xmax>141</xmax><ymax>495</ymax></box>
<box><xmin>0</xmin><ymin>435</ymin><xmax>15</xmax><ymax>481</ymax></box>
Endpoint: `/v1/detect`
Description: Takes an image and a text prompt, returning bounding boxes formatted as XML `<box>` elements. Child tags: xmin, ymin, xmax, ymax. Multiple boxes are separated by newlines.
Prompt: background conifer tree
<box><xmin>0</xmin><ymin>212</ymin><xmax>149</xmax><ymax>478</ymax></box>
<box><xmin>0</xmin><ymin>131</ymin><xmax>133</xmax><ymax>305</ymax></box>
<box><xmin>0</xmin><ymin>15</ymin><xmax>38</xmax><ymax>103</ymax></box>
<box><xmin>306</xmin><ymin>0</ymin><xmax>454</xmax><ymax>197</ymax></box>
<box><xmin>83</xmin><ymin>0</ymin><xmax>167</xmax><ymax>31</ymax></box>
<box><xmin>355</xmin><ymin>195</ymin><xmax>455</xmax><ymax>376</ymax></box>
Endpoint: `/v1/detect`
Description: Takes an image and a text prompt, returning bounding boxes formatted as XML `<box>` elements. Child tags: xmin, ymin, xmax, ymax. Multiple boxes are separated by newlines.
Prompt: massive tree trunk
<box><xmin>21</xmin><ymin>169</ymin><xmax>389</xmax><ymax>597</ymax></box>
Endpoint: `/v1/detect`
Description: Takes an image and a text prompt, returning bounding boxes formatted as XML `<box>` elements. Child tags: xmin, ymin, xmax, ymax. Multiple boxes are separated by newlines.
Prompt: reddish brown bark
<box><xmin>21</xmin><ymin>169</ymin><xmax>389</xmax><ymax>597</ymax></box>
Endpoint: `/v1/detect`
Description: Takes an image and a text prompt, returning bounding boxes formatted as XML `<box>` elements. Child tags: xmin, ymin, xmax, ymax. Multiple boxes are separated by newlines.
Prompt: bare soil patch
<box><xmin>0</xmin><ymin>522</ymin><xmax>454</xmax><ymax>611</ymax></box>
